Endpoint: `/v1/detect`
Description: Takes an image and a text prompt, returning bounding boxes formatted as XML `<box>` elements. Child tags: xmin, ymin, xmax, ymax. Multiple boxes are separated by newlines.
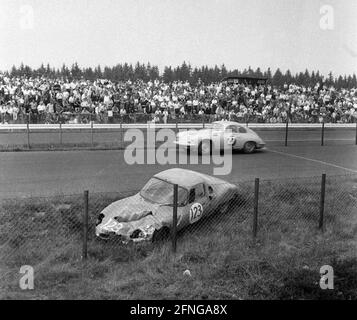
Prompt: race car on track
<box><xmin>174</xmin><ymin>120</ymin><xmax>265</xmax><ymax>155</ymax></box>
<box><xmin>95</xmin><ymin>168</ymin><xmax>239</xmax><ymax>243</ymax></box>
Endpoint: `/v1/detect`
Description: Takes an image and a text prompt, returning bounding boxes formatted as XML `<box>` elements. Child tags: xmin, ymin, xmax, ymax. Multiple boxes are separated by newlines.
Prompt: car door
<box><xmin>235</xmin><ymin>126</ymin><xmax>249</xmax><ymax>149</ymax></box>
<box><xmin>222</xmin><ymin>124</ymin><xmax>239</xmax><ymax>149</ymax></box>
<box><xmin>186</xmin><ymin>183</ymin><xmax>210</xmax><ymax>226</ymax></box>
<box><xmin>211</xmin><ymin>126</ymin><xmax>223</xmax><ymax>150</ymax></box>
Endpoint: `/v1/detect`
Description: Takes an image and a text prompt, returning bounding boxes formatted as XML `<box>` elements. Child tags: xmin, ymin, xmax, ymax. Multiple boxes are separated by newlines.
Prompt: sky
<box><xmin>0</xmin><ymin>0</ymin><xmax>356</xmax><ymax>77</ymax></box>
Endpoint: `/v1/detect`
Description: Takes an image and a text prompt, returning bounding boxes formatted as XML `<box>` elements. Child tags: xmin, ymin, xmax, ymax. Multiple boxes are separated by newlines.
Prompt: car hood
<box><xmin>97</xmin><ymin>193</ymin><xmax>172</xmax><ymax>240</ymax></box>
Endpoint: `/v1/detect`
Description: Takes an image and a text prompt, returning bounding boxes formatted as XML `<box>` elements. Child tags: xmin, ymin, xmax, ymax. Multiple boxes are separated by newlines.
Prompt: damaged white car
<box><xmin>95</xmin><ymin>168</ymin><xmax>240</xmax><ymax>243</ymax></box>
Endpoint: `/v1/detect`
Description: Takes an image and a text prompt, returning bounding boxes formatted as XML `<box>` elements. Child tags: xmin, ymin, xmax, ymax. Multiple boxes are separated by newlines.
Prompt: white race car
<box><xmin>174</xmin><ymin>121</ymin><xmax>265</xmax><ymax>155</ymax></box>
<box><xmin>95</xmin><ymin>168</ymin><xmax>240</xmax><ymax>243</ymax></box>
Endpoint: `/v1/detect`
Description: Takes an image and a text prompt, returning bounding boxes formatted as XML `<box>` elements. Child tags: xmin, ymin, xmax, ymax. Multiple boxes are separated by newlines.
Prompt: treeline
<box><xmin>6</xmin><ymin>61</ymin><xmax>357</xmax><ymax>89</ymax></box>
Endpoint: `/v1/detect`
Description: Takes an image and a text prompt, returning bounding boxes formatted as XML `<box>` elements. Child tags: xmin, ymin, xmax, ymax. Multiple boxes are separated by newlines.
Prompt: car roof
<box><xmin>212</xmin><ymin>120</ymin><xmax>246</xmax><ymax>128</ymax></box>
<box><xmin>154</xmin><ymin>168</ymin><xmax>209</xmax><ymax>189</ymax></box>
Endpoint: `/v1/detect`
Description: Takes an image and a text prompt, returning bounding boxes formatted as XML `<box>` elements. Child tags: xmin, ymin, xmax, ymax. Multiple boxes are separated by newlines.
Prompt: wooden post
<box><xmin>82</xmin><ymin>190</ymin><xmax>89</xmax><ymax>260</ymax></box>
<box><xmin>253</xmin><ymin>178</ymin><xmax>259</xmax><ymax>239</ymax></box>
<box><xmin>355</xmin><ymin>121</ymin><xmax>357</xmax><ymax>145</ymax></box>
<box><xmin>172</xmin><ymin>184</ymin><xmax>178</xmax><ymax>253</ymax></box>
<box><xmin>90</xmin><ymin>119</ymin><xmax>94</xmax><ymax>148</ymax></box>
<box><xmin>202</xmin><ymin>114</ymin><xmax>205</xmax><ymax>129</ymax></box>
<box><xmin>27</xmin><ymin>114</ymin><xmax>30</xmax><ymax>149</ymax></box>
<box><xmin>319</xmin><ymin>174</ymin><xmax>326</xmax><ymax>231</ymax></box>
<box><xmin>120</xmin><ymin>117</ymin><xmax>124</xmax><ymax>148</ymax></box>
<box><xmin>285</xmin><ymin>118</ymin><xmax>289</xmax><ymax>147</ymax></box>
<box><xmin>59</xmin><ymin>122</ymin><xmax>62</xmax><ymax>146</ymax></box>
<box><xmin>321</xmin><ymin>121</ymin><xmax>325</xmax><ymax>146</ymax></box>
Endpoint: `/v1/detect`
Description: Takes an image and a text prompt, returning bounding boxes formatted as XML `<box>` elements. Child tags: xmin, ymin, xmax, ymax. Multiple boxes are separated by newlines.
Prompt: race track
<box><xmin>0</xmin><ymin>140</ymin><xmax>356</xmax><ymax>199</ymax></box>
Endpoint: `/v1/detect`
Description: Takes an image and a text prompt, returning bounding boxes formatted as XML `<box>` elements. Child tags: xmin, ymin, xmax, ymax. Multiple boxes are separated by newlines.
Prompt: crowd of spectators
<box><xmin>1</xmin><ymin>74</ymin><xmax>357</xmax><ymax>124</ymax></box>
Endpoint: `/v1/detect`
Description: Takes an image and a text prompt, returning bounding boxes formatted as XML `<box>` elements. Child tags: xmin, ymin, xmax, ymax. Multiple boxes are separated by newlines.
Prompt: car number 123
<box><xmin>189</xmin><ymin>203</ymin><xmax>203</xmax><ymax>224</ymax></box>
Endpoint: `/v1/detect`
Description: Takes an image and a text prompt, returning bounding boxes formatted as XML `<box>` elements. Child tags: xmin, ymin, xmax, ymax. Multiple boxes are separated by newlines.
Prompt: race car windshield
<box><xmin>140</xmin><ymin>178</ymin><xmax>187</xmax><ymax>206</ymax></box>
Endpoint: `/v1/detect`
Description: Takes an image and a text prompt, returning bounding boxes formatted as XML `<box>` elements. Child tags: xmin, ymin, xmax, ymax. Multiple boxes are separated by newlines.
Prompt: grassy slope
<box><xmin>0</xmin><ymin>176</ymin><xmax>356</xmax><ymax>300</ymax></box>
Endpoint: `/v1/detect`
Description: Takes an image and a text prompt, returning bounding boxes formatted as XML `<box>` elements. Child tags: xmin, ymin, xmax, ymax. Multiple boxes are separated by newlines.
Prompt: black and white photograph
<box><xmin>0</xmin><ymin>0</ymin><xmax>356</xmax><ymax>306</ymax></box>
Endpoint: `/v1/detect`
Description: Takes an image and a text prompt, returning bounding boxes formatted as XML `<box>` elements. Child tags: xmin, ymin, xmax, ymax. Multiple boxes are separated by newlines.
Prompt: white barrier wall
<box><xmin>0</xmin><ymin>123</ymin><xmax>355</xmax><ymax>130</ymax></box>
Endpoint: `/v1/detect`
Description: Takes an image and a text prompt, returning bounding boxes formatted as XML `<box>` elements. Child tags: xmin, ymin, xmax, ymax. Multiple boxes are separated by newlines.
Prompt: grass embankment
<box><xmin>0</xmin><ymin>176</ymin><xmax>356</xmax><ymax>299</ymax></box>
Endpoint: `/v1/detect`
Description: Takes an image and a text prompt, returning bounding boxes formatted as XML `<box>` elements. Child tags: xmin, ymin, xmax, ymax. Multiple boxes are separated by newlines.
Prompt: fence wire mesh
<box><xmin>1</xmin><ymin>173</ymin><xmax>356</xmax><ymax>299</ymax></box>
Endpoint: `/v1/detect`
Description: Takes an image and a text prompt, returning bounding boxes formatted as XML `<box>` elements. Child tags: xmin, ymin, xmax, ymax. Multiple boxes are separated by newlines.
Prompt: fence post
<box><xmin>321</xmin><ymin>121</ymin><xmax>325</xmax><ymax>146</ymax></box>
<box><xmin>253</xmin><ymin>178</ymin><xmax>259</xmax><ymax>239</ymax></box>
<box><xmin>319</xmin><ymin>174</ymin><xmax>326</xmax><ymax>232</ymax></box>
<box><xmin>202</xmin><ymin>114</ymin><xmax>205</xmax><ymax>128</ymax></box>
<box><xmin>82</xmin><ymin>190</ymin><xmax>89</xmax><ymax>260</ymax></box>
<box><xmin>355</xmin><ymin>121</ymin><xmax>357</xmax><ymax>145</ymax></box>
<box><xmin>285</xmin><ymin>118</ymin><xmax>289</xmax><ymax>147</ymax></box>
<box><xmin>172</xmin><ymin>184</ymin><xmax>178</xmax><ymax>253</ymax></box>
<box><xmin>90</xmin><ymin>118</ymin><xmax>94</xmax><ymax>148</ymax></box>
<box><xmin>27</xmin><ymin>114</ymin><xmax>31</xmax><ymax>149</ymax></box>
<box><xmin>59</xmin><ymin>122</ymin><xmax>62</xmax><ymax>146</ymax></box>
<box><xmin>121</xmin><ymin>116</ymin><xmax>125</xmax><ymax>149</ymax></box>
<box><xmin>175</xmin><ymin>117</ymin><xmax>178</xmax><ymax>135</ymax></box>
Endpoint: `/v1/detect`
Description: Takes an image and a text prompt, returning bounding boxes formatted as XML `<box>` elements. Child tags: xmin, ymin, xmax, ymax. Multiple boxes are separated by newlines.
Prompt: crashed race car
<box><xmin>174</xmin><ymin>120</ymin><xmax>265</xmax><ymax>155</ymax></box>
<box><xmin>96</xmin><ymin>168</ymin><xmax>239</xmax><ymax>243</ymax></box>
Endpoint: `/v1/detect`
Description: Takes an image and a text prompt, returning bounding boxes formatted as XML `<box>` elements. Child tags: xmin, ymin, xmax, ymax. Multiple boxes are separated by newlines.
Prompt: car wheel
<box><xmin>198</xmin><ymin>140</ymin><xmax>212</xmax><ymax>155</ymax></box>
<box><xmin>243</xmin><ymin>141</ymin><xmax>256</xmax><ymax>154</ymax></box>
<box><xmin>152</xmin><ymin>227</ymin><xmax>170</xmax><ymax>243</ymax></box>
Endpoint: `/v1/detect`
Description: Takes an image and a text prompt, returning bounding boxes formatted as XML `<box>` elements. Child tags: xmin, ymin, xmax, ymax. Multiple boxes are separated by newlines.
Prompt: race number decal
<box><xmin>189</xmin><ymin>203</ymin><xmax>203</xmax><ymax>224</ymax></box>
<box><xmin>102</xmin><ymin>218</ymin><xmax>123</xmax><ymax>233</ymax></box>
<box><xmin>226</xmin><ymin>136</ymin><xmax>236</xmax><ymax>145</ymax></box>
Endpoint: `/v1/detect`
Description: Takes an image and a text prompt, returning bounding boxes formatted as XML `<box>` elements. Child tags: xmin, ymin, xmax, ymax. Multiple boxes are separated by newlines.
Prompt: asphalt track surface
<box><xmin>0</xmin><ymin>128</ymin><xmax>356</xmax><ymax>199</ymax></box>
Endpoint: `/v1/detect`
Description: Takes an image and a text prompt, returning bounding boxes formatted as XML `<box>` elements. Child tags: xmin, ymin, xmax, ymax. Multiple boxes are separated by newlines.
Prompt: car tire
<box><xmin>152</xmin><ymin>227</ymin><xmax>170</xmax><ymax>243</ymax></box>
<box><xmin>243</xmin><ymin>141</ymin><xmax>256</xmax><ymax>154</ymax></box>
<box><xmin>198</xmin><ymin>140</ymin><xmax>212</xmax><ymax>155</ymax></box>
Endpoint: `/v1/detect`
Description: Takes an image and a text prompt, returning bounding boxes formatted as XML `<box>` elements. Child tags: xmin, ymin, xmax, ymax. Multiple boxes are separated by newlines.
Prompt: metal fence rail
<box><xmin>2</xmin><ymin>112</ymin><xmax>357</xmax><ymax>125</ymax></box>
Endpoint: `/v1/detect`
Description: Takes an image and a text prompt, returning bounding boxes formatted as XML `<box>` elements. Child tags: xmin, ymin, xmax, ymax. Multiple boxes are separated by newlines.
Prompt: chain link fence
<box><xmin>1</xmin><ymin>173</ymin><xmax>356</xmax><ymax>298</ymax></box>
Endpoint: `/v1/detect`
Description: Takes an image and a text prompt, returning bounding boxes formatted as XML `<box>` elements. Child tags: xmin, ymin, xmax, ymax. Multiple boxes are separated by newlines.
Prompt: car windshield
<box><xmin>212</xmin><ymin>123</ymin><xmax>224</xmax><ymax>130</ymax></box>
<box><xmin>140</xmin><ymin>177</ymin><xmax>188</xmax><ymax>206</ymax></box>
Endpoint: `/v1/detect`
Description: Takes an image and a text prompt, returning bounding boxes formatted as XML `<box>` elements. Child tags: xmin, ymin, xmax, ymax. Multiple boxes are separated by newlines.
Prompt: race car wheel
<box><xmin>243</xmin><ymin>141</ymin><xmax>256</xmax><ymax>154</ymax></box>
<box><xmin>152</xmin><ymin>227</ymin><xmax>170</xmax><ymax>243</ymax></box>
<box><xmin>198</xmin><ymin>140</ymin><xmax>212</xmax><ymax>155</ymax></box>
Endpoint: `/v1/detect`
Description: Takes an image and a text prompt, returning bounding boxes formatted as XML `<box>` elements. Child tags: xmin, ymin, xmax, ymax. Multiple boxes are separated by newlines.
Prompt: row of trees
<box><xmin>6</xmin><ymin>62</ymin><xmax>357</xmax><ymax>89</ymax></box>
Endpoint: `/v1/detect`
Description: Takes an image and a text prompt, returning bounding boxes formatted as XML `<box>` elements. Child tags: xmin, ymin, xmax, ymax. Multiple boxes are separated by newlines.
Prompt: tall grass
<box><xmin>1</xmin><ymin>175</ymin><xmax>356</xmax><ymax>299</ymax></box>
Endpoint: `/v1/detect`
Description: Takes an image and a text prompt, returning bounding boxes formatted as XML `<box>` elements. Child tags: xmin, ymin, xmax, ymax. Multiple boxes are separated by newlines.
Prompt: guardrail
<box><xmin>0</xmin><ymin>120</ymin><xmax>356</xmax><ymax>150</ymax></box>
<box><xmin>0</xmin><ymin>122</ymin><xmax>356</xmax><ymax>130</ymax></box>
<box><xmin>1</xmin><ymin>112</ymin><xmax>356</xmax><ymax>126</ymax></box>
